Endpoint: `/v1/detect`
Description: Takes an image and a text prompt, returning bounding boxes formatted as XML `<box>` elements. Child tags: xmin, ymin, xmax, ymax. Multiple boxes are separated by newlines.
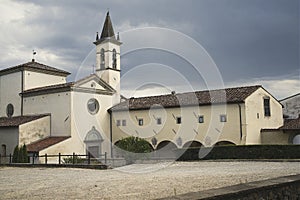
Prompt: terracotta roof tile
<box><xmin>0</xmin><ymin>115</ymin><xmax>49</xmax><ymax>127</ymax></box>
<box><xmin>280</xmin><ymin>118</ymin><xmax>300</xmax><ymax>130</ymax></box>
<box><xmin>27</xmin><ymin>136</ymin><xmax>70</xmax><ymax>152</ymax></box>
<box><xmin>110</xmin><ymin>85</ymin><xmax>261</xmax><ymax>111</ymax></box>
<box><xmin>0</xmin><ymin>61</ymin><xmax>70</xmax><ymax>76</ymax></box>
<box><xmin>21</xmin><ymin>82</ymin><xmax>74</xmax><ymax>96</ymax></box>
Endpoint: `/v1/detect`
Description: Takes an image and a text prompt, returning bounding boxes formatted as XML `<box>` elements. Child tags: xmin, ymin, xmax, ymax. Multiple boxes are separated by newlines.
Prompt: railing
<box><xmin>0</xmin><ymin>152</ymin><xmax>107</xmax><ymax>165</ymax></box>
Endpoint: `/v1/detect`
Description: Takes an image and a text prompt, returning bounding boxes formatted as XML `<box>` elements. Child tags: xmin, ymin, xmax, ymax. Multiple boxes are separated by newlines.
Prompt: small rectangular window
<box><xmin>157</xmin><ymin>118</ymin><xmax>162</xmax><ymax>125</ymax></box>
<box><xmin>264</xmin><ymin>98</ymin><xmax>271</xmax><ymax>117</ymax></box>
<box><xmin>116</xmin><ymin>120</ymin><xmax>121</xmax><ymax>126</ymax></box>
<box><xmin>176</xmin><ymin>117</ymin><xmax>182</xmax><ymax>124</ymax></box>
<box><xmin>138</xmin><ymin>119</ymin><xmax>143</xmax><ymax>126</ymax></box>
<box><xmin>198</xmin><ymin>115</ymin><xmax>204</xmax><ymax>123</ymax></box>
<box><xmin>122</xmin><ymin>120</ymin><xmax>126</xmax><ymax>126</ymax></box>
<box><xmin>220</xmin><ymin>115</ymin><xmax>227</xmax><ymax>122</ymax></box>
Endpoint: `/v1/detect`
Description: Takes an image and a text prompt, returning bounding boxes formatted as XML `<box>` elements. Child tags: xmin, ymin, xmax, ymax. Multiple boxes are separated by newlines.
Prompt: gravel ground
<box><xmin>0</xmin><ymin>161</ymin><xmax>299</xmax><ymax>199</ymax></box>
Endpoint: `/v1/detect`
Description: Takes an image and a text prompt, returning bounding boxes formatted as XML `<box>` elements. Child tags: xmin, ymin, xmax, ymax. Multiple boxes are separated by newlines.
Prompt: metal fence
<box><xmin>0</xmin><ymin>152</ymin><xmax>107</xmax><ymax>165</ymax></box>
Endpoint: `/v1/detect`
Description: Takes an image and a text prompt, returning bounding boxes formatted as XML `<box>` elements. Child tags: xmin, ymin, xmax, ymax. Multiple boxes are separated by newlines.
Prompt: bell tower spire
<box><xmin>94</xmin><ymin>11</ymin><xmax>122</xmax><ymax>95</ymax></box>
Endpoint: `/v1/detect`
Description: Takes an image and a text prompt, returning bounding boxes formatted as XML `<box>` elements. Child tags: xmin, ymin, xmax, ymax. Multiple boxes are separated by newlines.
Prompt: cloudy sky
<box><xmin>0</xmin><ymin>0</ymin><xmax>299</xmax><ymax>99</ymax></box>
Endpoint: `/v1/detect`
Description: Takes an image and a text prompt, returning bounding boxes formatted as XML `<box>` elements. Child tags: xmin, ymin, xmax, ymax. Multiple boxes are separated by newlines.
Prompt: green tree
<box><xmin>12</xmin><ymin>144</ymin><xmax>29</xmax><ymax>163</ymax></box>
<box><xmin>115</xmin><ymin>136</ymin><xmax>153</xmax><ymax>164</ymax></box>
<box><xmin>12</xmin><ymin>145</ymin><xmax>19</xmax><ymax>163</ymax></box>
<box><xmin>21</xmin><ymin>144</ymin><xmax>28</xmax><ymax>163</ymax></box>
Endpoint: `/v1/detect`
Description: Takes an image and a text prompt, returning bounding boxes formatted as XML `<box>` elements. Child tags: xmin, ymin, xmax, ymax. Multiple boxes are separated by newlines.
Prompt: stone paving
<box><xmin>0</xmin><ymin>161</ymin><xmax>299</xmax><ymax>199</ymax></box>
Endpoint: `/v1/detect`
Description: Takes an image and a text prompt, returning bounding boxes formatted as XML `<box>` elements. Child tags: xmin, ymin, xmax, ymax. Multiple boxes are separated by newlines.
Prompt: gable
<box><xmin>74</xmin><ymin>74</ymin><xmax>115</xmax><ymax>95</ymax></box>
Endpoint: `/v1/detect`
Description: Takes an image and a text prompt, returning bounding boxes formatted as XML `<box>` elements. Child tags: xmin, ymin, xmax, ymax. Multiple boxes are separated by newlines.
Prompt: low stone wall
<box><xmin>159</xmin><ymin>174</ymin><xmax>300</xmax><ymax>200</ymax></box>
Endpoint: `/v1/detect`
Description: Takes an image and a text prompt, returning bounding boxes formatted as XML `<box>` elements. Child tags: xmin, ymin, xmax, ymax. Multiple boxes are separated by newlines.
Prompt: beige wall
<box><xmin>23</xmin><ymin>92</ymin><xmax>71</xmax><ymax>137</ymax></box>
<box><xmin>111</xmin><ymin>103</ymin><xmax>245</xmax><ymax>148</ymax></box>
<box><xmin>24</xmin><ymin>70</ymin><xmax>66</xmax><ymax>90</ymax></box>
<box><xmin>19</xmin><ymin>116</ymin><xmax>51</xmax><ymax>145</ymax></box>
<box><xmin>244</xmin><ymin>88</ymin><xmax>283</xmax><ymax>144</ymax></box>
<box><xmin>0</xmin><ymin>72</ymin><xmax>22</xmax><ymax>117</ymax></box>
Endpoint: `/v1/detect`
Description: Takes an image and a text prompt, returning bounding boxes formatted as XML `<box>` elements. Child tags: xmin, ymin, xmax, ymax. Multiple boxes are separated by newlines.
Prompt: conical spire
<box><xmin>100</xmin><ymin>11</ymin><xmax>115</xmax><ymax>39</ymax></box>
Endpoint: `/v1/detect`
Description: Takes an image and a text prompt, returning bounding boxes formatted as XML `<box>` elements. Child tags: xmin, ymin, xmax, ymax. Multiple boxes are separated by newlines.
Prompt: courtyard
<box><xmin>0</xmin><ymin>161</ymin><xmax>299</xmax><ymax>199</ymax></box>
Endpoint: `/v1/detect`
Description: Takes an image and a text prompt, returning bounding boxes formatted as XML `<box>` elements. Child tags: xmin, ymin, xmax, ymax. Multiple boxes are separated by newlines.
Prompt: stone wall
<box><xmin>160</xmin><ymin>174</ymin><xmax>300</xmax><ymax>200</ymax></box>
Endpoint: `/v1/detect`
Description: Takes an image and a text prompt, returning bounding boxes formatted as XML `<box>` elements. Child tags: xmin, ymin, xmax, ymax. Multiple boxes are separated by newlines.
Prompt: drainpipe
<box><xmin>20</xmin><ymin>69</ymin><xmax>24</xmax><ymax>116</ymax></box>
<box><xmin>238</xmin><ymin>104</ymin><xmax>243</xmax><ymax>142</ymax></box>
<box><xmin>109</xmin><ymin>110</ymin><xmax>113</xmax><ymax>158</ymax></box>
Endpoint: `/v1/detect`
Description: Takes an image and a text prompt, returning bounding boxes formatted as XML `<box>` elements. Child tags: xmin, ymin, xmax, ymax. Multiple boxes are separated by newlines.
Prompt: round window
<box><xmin>6</xmin><ymin>104</ymin><xmax>14</xmax><ymax>118</ymax></box>
<box><xmin>87</xmin><ymin>98</ymin><xmax>100</xmax><ymax>115</ymax></box>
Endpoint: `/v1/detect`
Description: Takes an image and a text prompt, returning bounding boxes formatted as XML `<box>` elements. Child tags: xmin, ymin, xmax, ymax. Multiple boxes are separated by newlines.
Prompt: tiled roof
<box><xmin>0</xmin><ymin>61</ymin><xmax>70</xmax><ymax>76</ymax></box>
<box><xmin>21</xmin><ymin>82</ymin><xmax>74</xmax><ymax>97</ymax></box>
<box><xmin>261</xmin><ymin>118</ymin><xmax>300</xmax><ymax>132</ymax></box>
<box><xmin>110</xmin><ymin>85</ymin><xmax>262</xmax><ymax>111</ymax></box>
<box><xmin>280</xmin><ymin>118</ymin><xmax>300</xmax><ymax>130</ymax></box>
<box><xmin>0</xmin><ymin>115</ymin><xmax>49</xmax><ymax>127</ymax></box>
<box><xmin>27</xmin><ymin>136</ymin><xmax>70</xmax><ymax>152</ymax></box>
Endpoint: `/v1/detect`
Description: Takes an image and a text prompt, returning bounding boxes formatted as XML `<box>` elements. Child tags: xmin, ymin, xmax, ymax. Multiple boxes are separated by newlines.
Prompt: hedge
<box><xmin>176</xmin><ymin>145</ymin><xmax>300</xmax><ymax>161</ymax></box>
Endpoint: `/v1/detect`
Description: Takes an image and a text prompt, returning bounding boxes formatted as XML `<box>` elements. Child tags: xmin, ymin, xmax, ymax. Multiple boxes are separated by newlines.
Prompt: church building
<box><xmin>0</xmin><ymin>12</ymin><xmax>299</xmax><ymax>162</ymax></box>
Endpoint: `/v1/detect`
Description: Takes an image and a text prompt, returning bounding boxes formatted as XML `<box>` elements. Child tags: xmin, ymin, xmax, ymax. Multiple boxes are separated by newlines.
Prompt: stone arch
<box><xmin>214</xmin><ymin>141</ymin><xmax>236</xmax><ymax>146</ymax></box>
<box><xmin>155</xmin><ymin>140</ymin><xmax>178</xmax><ymax>159</ymax></box>
<box><xmin>183</xmin><ymin>141</ymin><xmax>203</xmax><ymax>148</ymax></box>
<box><xmin>84</xmin><ymin>127</ymin><xmax>103</xmax><ymax>158</ymax></box>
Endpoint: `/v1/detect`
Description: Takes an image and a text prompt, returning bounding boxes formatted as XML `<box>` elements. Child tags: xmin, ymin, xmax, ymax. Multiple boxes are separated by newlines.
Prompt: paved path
<box><xmin>0</xmin><ymin>161</ymin><xmax>299</xmax><ymax>199</ymax></box>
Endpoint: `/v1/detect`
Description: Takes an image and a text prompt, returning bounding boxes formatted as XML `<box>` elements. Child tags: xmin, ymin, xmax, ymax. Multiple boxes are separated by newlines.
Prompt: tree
<box><xmin>12</xmin><ymin>144</ymin><xmax>29</xmax><ymax>163</ymax></box>
<box><xmin>115</xmin><ymin>136</ymin><xmax>153</xmax><ymax>164</ymax></box>
<box><xmin>12</xmin><ymin>145</ymin><xmax>19</xmax><ymax>163</ymax></box>
<box><xmin>21</xmin><ymin>144</ymin><xmax>28</xmax><ymax>163</ymax></box>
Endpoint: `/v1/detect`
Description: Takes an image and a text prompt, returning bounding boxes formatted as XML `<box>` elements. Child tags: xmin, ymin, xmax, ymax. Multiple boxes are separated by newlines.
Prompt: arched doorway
<box><xmin>84</xmin><ymin>127</ymin><xmax>103</xmax><ymax>158</ymax></box>
<box><xmin>155</xmin><ymin>141</ymin><xmax>178</xmax><ymax>159</ymax></box>
<box><xmin>183</xmin><ymin>141</ymin><xmax>203</xmax><ymax>148</ymax></box>
<box><xmin>214</xmin><ymin>141</ymin><xmax>236</xmax><ymax>146</ymax></box>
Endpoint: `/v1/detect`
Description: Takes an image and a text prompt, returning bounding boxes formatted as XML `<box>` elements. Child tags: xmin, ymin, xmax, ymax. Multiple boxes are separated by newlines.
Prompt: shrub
<box><xmin>63</xmin><ymin>155</ymin><xmax>84</xmax><ymax>164</ymax></box>
<box><xmin>115</xmin><ymin>136</ymin><xmax>153</xmax><ymax>164</ymax></box>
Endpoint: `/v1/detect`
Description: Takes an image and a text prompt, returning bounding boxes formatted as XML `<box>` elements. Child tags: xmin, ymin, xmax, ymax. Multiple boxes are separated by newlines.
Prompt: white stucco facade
<box><xmin>0</xmin><ymin>12</ymin><xmax>297</xmax><ymax>162</ymax></box>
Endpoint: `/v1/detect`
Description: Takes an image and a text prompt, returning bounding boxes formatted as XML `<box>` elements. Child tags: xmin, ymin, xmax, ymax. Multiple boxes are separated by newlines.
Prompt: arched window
<box><xmin>1</xmin><ymin>144</ymin><xmax>6</xmax><ymax>156</ymax></box>
<box><xmin>112</xmin><ymin>49</ymin><xmax>117</xmax><ymax>69</ymax></box>
<box><xmin>6</xmin><ymin>104</ymin><xmax>14</xmax><ymax>118</ymax></box>
<box><xmin>100</xmin><ymin>48</ymin><xmax>105</xmax><ymax>69</ymax></box>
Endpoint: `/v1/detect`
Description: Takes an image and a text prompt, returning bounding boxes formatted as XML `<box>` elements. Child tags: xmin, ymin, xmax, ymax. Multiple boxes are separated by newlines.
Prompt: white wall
<box><xmin>96</xmin><ymin>41</ymin><xmax>121</xmax><ymax>93</ymax></box>
<box><xmin>112</xmin><ymin>103</ymin><xmax>244</xmax><ymax>148</ymax></box>
<box><xmin>0</xmin><ymin>127</ymin><xmax>19</xmax><ymax>156</ymax></box>
<box><xmin>23</xmin><ymin>92</ymin><xmax>71</xmax><ymax>136</ymax></box>
<box><xmin>24</xmin><ymin>70</ymin><xmax>66</xmax><ymax>90</ymax></box>
<box><xmin>70</xmin><ymin>91</ymin><xmax>114</xmax><ymax>156</ymax></box>
<box><xmin>244</xmin><ymin>88</ymin><xmax>283</xmax><ymax>144</ymax></box>
<box><xmin>0</xmin><ymin>72</ymin><xmax>22</xmax><ymax>117</ymax></box>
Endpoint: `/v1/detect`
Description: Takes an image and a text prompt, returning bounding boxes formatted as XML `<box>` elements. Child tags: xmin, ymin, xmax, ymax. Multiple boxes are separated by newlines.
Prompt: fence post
<box><xmin>104</xmin><ymin>152</ymin><xmax>107</xmax><ymax>164</ymax></box>
<box><xmin>0</xmin><ymin>154</ymin><xmax>1</xmax><ymax>164</ymax></box>
<box><xmin>72</xmin><ymin>152</ymin><xmax>75</xmax><ymax>165</ymax></box>
<box><xmin>9</xmin><ymin>154</ymin><xmax>12</xmax><ymax>164</ymax></box>
<box><xmin>45</xmin><ymin>154</ymin><xmax>48</xmax><ymax>164</ymax></box>
<box><xmin>59</xmin><ymin>153</ymin><xmax>61</xmax><ymax>165</ymax></box>
<box><xmin>32</xmin><ymin>154</ymin><xmax>35</xmax><ymax>165</ymax></box>
<box><xmin>88</xmin><ymin>152</ymin><xmax>91</xmax><ymax>165</ymax></box>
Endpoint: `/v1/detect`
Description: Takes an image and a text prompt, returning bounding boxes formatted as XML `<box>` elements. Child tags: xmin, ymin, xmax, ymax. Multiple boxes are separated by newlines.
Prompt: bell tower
<box><xmin>94</xmin><ymin>11</ymin><xmax>122</xmax><ymax>94</ymax></box>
